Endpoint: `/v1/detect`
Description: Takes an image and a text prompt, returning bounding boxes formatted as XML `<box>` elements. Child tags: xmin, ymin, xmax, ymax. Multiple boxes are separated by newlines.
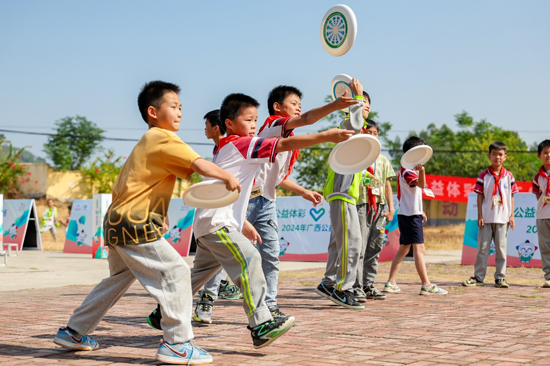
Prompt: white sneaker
<box><xmin>420</xmin><ymin>284</ymin><xmax>448</xmax><ymax>295</ymax></box>
<box><xmin>383</xmin><ymin>282</ymin><xmax>401</xmax><ymax>293</ymax></box>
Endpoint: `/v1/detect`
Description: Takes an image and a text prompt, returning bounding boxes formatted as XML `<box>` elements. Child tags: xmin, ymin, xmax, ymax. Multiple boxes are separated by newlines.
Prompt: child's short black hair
<box><xmin>489</xmin><ymin>141</ymin><xmax>507</xmax><ymax>154</ymax></box>
<box><xmin>267</xmin><ymin>85</ymin><xmax>303</xmax><ymax>116</ymax></box>
<box><xmin>363</xmin><ymin>91</ymin><xmax>371</xmax><ymax>104</ymax></box>
<box><xmin>220</xmin><ymin>93</ymin><xmax>260</xmax><ymax>127</ymax></box>
<box><xmin>365</xmin><ymin>118</ymin><xmax>378</xmax><ymax>132</ymax></box>
<box><xmin>204</xmin><ymin>109</ymin><xmax>225</xmax><ymax>135</ymax></box>
<box><xmin>403</xmin><ymin>136</ymin><xmax>426</xmax><ymax>153</ymax></box>
<box><xmin>538</xmin><ymin>140</ymin><xmax>550</xmax><ymax>154</ymax></box>
<box><xmin>137</xmin><ymin>81</ymin><xmax>180</xmax><ymax>123</ymax></box>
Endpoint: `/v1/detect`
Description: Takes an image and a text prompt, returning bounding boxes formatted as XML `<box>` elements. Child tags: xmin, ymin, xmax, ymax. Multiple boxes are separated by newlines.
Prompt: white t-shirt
<box><xmin>474</xmin><ymin>167</ymin><xmax>518</xmax><ymax>224</ymax></box>
<box><xmin>397</xmin><ymin>167</ymin><xmax>423</xmax><ymax>216</ymax></box>
<box><xmin>192</xmin><ymin>135</ymin><xmax>279</xmax><ymax>238</ymax></box>
<box><xmin>252</xmin><ymin>116</ymin><xmax>294</xmax><ymax>202</ymax></box>
<box><xmin>532</xmin><ymin>169</ymin><xmax>550</xmax><ymax>219</ymax></box>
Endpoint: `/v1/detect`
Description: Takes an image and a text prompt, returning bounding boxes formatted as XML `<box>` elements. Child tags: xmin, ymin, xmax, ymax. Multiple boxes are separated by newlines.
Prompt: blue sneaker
<box><xmin>155</xmin><ymin>340</ymin><xmax>213</xmax><ymax>365</ymax></box>
<box><xmin>53</xmin><ymin>326</ymin><xmax>99</xmax><ymax>351</ymax></box>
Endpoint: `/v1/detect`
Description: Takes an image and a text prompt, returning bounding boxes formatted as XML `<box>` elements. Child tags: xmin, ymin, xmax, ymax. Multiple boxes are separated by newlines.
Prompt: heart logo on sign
<box><xmin>309</xmin><ymin>208</ymin><xmax>325</xmax><ymax>222</ymax></box>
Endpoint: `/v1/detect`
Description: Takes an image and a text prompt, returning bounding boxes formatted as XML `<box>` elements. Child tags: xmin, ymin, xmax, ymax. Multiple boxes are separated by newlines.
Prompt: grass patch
<box><xmin>514</xmin><ymin>295</ymin><xmax>549</xmax><ymax>299</ymax></box>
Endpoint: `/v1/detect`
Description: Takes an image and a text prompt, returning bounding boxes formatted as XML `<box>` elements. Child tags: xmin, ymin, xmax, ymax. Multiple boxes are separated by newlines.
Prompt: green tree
<box><xmin>0</xmin><ymin>137</ymin><xmax>31</xmax><ymax>198</ymax></box>
<box><xmin>384</xmin><ymin>111</ymin><xmax>539</xmax><ymax>181</ymax></box>
<box><xmin>79</xmin><ymin>149</ymin><xmax>123</xmax><ymax>196</ymax></box>
<box><xmin>293</xmin><ymin>96</ymin><xmax>390</xmax><ymax>191</ymax></box>
<box><xmin>44</xmin><ymin>116</ymin><xmax>105</xmax><ymax>170</ymax></box>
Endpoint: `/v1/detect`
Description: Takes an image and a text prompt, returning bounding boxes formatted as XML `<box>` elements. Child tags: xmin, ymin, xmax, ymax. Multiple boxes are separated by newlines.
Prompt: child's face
<box><xmin>227</xmin><ymin>107</ymin><xmax>258</xmax><ymax>137</ymax></box>
<box><xmin>538</xmin><ymin>146</ymin><xmax>550</xmax><ymax>168</ymax></box>
<box><xmin>488</xmin><ymin>148</ymin><xmax>506</xmax><ymax>168</ymax></box>
<box><xmin>47</xmin><ymin>199</ymin><xmax>54</xmax><ymax>207</ymax></box>
<box><xmin>274</xmin><ymin>94</ymin><xmax>301</xmax><ymax>117</ymax></box>
<box><xmin>151</xmin><ymin>91</ymin><xmax>182</xmax><ymax>131</ymax></box>
<box><xmin>204</xmin><ymin>120</ymin><xmax>217</xmax><ymax>140</ymax></box>
<box><xmin>364</xmin><ymin>127</ymin><xmax>379</xmax><ymax>139</ymax></box>
<box><xmin>362</xmin><ymin>98</ymin><xmax>371</xmax><ymax>120</ymax></box>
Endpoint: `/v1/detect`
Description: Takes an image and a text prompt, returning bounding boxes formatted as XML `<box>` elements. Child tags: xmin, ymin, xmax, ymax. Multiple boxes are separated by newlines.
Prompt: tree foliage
<box><xmin>383</xmin><ymin>111</ymin><xmax>539</xmax><ymax>181</ymax></box>
<box><xmin>44</xmin><ymin>116</ymin><xmax>104</xmax><ymax>170</ymax></box>
<box><xmin>0</xmin><ymin>137</ymin><xmax>32</xmax><ymax>198</ymax></box>
<box><xmin>79</xmin><ymin>149</ymin><xmax>123</xmax><ymax>196</ymax></box>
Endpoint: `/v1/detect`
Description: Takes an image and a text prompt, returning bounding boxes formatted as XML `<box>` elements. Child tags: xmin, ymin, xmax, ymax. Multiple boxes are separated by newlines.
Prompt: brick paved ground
<box><xmin>1</xmin><ymin>262</ymin><xmax>550</xmax><ymax>365</ymax></box>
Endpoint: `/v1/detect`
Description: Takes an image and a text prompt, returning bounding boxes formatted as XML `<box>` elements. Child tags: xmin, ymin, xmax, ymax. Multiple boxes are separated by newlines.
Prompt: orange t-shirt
<box><xmin>104</xmin><ymin>127</ymin><xmax>200</xmax><ymax>246</ymax></box>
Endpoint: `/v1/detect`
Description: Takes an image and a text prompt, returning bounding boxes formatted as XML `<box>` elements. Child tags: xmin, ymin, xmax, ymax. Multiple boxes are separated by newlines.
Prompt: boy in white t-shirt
<box><xmin>188</xmin><ymin>93</ymin><xmax>353</xmax><ymax>348</ymax></box>
<box><xmin>384</xmin><ymin>136</ymin><xmax>448</xmax><ymax>295</ymax></box>
<box><xmin>463</xmin><ymin>141</ymin><xmax>517</xmax><ymax>288</ymax></box>
<box><xmin>532</xmin><ymin>140</ymin><xmax>550</xmax><ymax>288</ymax></box>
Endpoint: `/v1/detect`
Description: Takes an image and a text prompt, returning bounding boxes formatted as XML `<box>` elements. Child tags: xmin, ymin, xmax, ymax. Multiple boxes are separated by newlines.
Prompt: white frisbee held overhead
<box><xmin>320</xmin><ymin>4</ymin><xmax>358</xmax><ymax>57</ymax></box>
<box><xmin>400</xmin><ymin>145</ymin><xmax>433</xmax><ymax>169</ymax></box>
<box><xmin>182</xmin><ymin>180</ymin><xmax>239</xmax><ymax>209</ymax></box>
<box><xmin>331</xmin><ymin>73</ymin><xmax>355</xmax><ymax>114</ymax></box>
<box><xmin>328</xmin><ymin>134</ymin><xmax>381</xmax><ymax>175</ymax></box>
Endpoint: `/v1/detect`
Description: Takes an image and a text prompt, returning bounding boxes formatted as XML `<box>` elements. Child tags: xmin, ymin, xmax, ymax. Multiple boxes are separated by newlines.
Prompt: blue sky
<box><xmin>1</xmin><ymin>0</ymin><xmax>549</xmax><ymax>161</ymax></box>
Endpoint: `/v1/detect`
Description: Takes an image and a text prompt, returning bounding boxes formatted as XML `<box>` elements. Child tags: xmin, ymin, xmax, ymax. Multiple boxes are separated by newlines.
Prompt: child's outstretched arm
<box><xmin>279</xmin><ymin>178</ymin><xmax>323</xmax><ymax>206</ymax></box>
<box><xmin>276</xmin><ymin>128</ymin><xmax>353</xmax><ymax>152</ymax></box>
<box><xmin>191</xmin><ymin>158</ymin><xmax>241</xmax><ymax>193</ymax></box>
<box><xmin>286</xmin><ymin>89</ymin><xmax>360</xmax><ymax>130</ymax></box>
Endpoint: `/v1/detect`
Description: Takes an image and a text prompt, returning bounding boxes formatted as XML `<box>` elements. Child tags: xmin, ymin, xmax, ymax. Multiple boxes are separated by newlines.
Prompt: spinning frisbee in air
<box><xmin>182</xmin><ymin>180</ymin><xmax>240</xmax><ymax>209</ymax></box>
<box><xmin>328</xmin><ymin>134</ymin><xmax>381</xmax><ymax>175</ymax></box>
<box><xmin>400</xmin><ymin>145</ymin><xmax>433</xmax><ymax>169</ymax></box>
<box><xmin>320</xmin><ymin>4</ymin><xmax>357</xmax><ymax>57</ymax></box>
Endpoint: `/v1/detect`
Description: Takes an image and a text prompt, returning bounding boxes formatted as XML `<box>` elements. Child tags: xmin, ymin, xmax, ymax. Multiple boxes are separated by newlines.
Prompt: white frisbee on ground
<box><xmin>328</xmin><ymin>134</ymin><xmax>381</xmax><ymax>175</ymax></box>
<box><xmin>400</xmin><ymin>145</ymin><xmax>433</xmax><ymax>169</ymax></box>
<box><xmin>182</xmin><ymin>180</ymin><xmax>239</xmax><ymax>209</ymax></box>
<box><xmin>320</xmin><ymin>4</ymin><xmax>358</xmax><ymax>57</ymax></box>
<box><xmin>331</xmin><ymin>74</ymin><xmax>354</xmax><ymax>113</ymax></box>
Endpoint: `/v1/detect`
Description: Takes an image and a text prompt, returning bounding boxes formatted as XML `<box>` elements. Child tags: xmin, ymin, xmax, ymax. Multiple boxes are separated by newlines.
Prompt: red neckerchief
<box><xmin>539</xmin><ymin>166</ymin><xmax>550</xmax><ymax>207</ymax></box>
<box><xmin>397</xmin><ymin>167</ymin><xmax>403</xmax><ymax>202</ymax></box>
<box><xmin>367</xmin><ymin>165</ymin><xmax>378</xmax><ymax>217</ymax></box>
<box><xmin>488</xmin><ymin>166</ymin><xmax>506</xmax><ymax>207</ymax></box>
<box><xmin>258</xmin><ymin>115</ymin><xmax>300</xmax><ymax>181</ymax></box>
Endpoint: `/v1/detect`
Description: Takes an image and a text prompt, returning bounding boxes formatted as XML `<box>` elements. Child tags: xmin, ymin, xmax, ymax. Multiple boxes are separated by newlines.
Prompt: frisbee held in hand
<box><xmin>182</xmin><ymin>180</ymin><xmax>240</xmax><ymax>209</ymax></box>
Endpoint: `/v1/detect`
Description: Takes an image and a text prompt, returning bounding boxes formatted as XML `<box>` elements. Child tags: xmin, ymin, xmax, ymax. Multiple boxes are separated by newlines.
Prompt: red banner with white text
<box><xmin>423</xmin><ymin>174</ymin><xmax>532</xmax><ymax>203</ymax></box>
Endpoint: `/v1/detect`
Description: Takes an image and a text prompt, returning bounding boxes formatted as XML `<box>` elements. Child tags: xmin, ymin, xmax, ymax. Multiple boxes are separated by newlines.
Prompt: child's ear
<box><xmin>225</xmin><ymin>119</ymin><xmax>233</xmax><ymax>130</ymax></box>
<box><xmin>147</xmin><ymin>106</ymin><xmax>157</xmax><ymax>120</ymax></box>
<box><xmin>273</xmin><ymin>102</ymin><xmax>282</xmax><ymax>113</ymax></box>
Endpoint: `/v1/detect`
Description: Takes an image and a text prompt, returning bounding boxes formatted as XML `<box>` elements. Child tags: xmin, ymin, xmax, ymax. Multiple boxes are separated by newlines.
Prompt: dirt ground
<box><xmin>37</xmin><ymin>199</ymin><xmax>467</xmax><ymax>252</ymax></box>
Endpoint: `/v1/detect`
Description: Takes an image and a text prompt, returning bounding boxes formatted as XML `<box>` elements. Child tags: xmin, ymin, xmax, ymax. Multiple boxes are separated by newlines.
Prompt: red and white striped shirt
<box><xmin>474</xmin><ymin>167</ymin><xmax>518</xmax><ymax>224</ymax></box>
<box><xmin>532</xmin><ymin>168</ymin><xmax>550</xmax><ymax>219</ymax></box>
<box><xmin>397</xmin><ymin>167</ymin><xmax>423</xmax><ymax>216</ymax></box>
<box><xmin>193</xmin><ymin>135</ymin><xmax>279</xmax><ymax>238</ymax></box>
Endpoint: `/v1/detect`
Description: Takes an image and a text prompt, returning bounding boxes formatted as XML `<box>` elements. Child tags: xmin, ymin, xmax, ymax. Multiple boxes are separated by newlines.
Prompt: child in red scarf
<box><xmin>463</xmin><ymin>141</ymin><xmax>518</xmax><ymax>288</ymax></box>
<box><xmin>532</xmin><ymin>139</ymin><xmax>550</xmax><ymax>288</ymax></box>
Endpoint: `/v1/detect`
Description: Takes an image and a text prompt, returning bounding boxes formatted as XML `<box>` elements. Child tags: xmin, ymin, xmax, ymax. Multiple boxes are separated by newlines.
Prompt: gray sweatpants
<box><xmin>355</xmin><ymin>203</ymin><xmax>386</xmax><ymax>288</ymax></box>
<box><xmin>191</xmin><ymin>226</ymin><xmax>272</xmax><ymax>328</ymax></box>
<box><xmin>67</xmin><ymin>238</ymin><xmax>193</xmax><ymax>344</ymax></box>
<box><xmin>321</xmin><ymin>200</ymin><xmax>362</xmax><ymax>292</ymax></box>
<box><xmin>474</xmin><ymin>223</ymin><xmax>507</xmax><ymax>281</ymax></box>
<box><xmin>537</xmin><ymin>219</ymin><xmax>550</xmax><ymax>280</ymax></box>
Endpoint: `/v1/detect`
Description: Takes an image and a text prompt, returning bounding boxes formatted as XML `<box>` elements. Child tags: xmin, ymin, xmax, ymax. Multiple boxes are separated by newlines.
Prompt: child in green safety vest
<box><xmin>40</xmin><ymin>198</ymin><xmax>59</xmax><ymax>241</ymax></box>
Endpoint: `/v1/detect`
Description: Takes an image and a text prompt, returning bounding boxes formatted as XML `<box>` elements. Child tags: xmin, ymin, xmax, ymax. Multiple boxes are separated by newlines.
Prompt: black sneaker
<box><xmin>314</xmin><ymin>282</ymin><xmax>334</xmax><ymax>300</ymax></box>
<box><xmin>147</xmin><ymin>304</ymin><xmax>162</xmax><ymax>330</ymax></box>
<box><xmin>248</xmin><ymin>315</ymin><xmax>295</xmax><ymax>349</ymax></box>
<box><xmin>364</xmin><ymin>285</ymin><xmax>386</xmax><ymax>300</ymax></box>
<box><xmin>330</xmin><ymin>289</ymin><xmax>365</xmax><ymax>310</ymax></box>
<box><xmin>353</xmin><ymin>287</ymin><xmax>367</xmax><ymax>303</ymax></box>
<box><xmin>268</xmin><ymin>305</ymin><xmax>288</xmax><ymax>319</ymax></box>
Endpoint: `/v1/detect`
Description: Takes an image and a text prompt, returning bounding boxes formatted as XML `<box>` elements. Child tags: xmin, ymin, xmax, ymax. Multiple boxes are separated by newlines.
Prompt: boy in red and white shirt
<box><xmin>463</xmin><ymin>141</ymin><xmax>518</xmax><ymax>288</ymax></box>
<box><xmin>189</xmin><ymin>93</ymin><xmax>353</xmax><ymax>349</ymax></box>
<box><xmin>532</xmin><ymin>139</ymin><xmax>550</xmax><ymax>288</ymax></box>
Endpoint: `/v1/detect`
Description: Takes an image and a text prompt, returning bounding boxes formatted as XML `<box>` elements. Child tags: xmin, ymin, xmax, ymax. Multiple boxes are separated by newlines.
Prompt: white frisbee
<box><xmin>328</xmin><ymin>134</ymin><xmax>381</xmax><ymax>175</ymax></box>
<box><xmin>182</xmin><ymin>180</ymin><xmax>239</xmax><ymax>209</ymax></box>
<box><xmin>320</xmin><ymin>4</ymin><xmax>358</xmax><ymax>57</ymax></box>
<box><xmin>330</xmin><ymin>73</ymin><xmax>355</xmax><ymax>114</ymax></box>
<box><xmin>400</xmin><ymin>145</ymin><xmax>433</xmax><ymax>169</ymax></box>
